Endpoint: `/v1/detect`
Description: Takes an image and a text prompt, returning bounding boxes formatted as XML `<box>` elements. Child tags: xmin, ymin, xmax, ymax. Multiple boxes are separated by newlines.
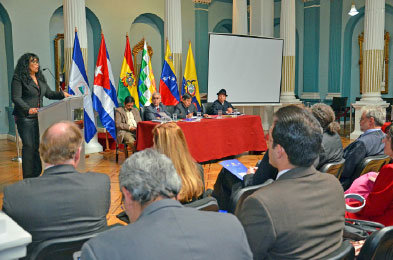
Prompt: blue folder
<box><xmin>219</xmin><ymin>159</ymin><xmax>248</xmax><ymax>180</ymax></box>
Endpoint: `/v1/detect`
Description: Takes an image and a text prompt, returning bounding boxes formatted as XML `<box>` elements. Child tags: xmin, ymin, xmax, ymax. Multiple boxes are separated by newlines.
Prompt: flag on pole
<box><xmin>68</xmin><ymin>31</ymin><xmax>97</xmax><ymax>143</ymax></box>
<box><xmin>92</xmin><ymin>33</ymin><xmax>119</xmax><ymax>140</ymax></box>
<box><xmin>117</xmin><ymin>34</ymin><xmax>139</xmax><ymax>108</ymax></box>
<box><xmin>159</xmin><ymin>39</ymin><xmax>179</xmax><ymax>106</ymax></box>
<box><xmin>182</xmin><ymin>42</ymin><xmax>201</xmax><ymax>111</ymax></box>
<box><xmin>137</xmin><ymin>40</ymin><xmax>156</xmax><ymax>107</ymax></box>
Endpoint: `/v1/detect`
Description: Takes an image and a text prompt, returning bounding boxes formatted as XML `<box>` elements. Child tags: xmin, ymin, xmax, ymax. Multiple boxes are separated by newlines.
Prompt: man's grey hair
<box><xmin>119</xmin><ymin>148</ymin><xmax>182</xmax><ymax>205</ymax></box>
<box><xmin>362</xmin><ymin>106</ymin><xmax>385</xmax><ymax>127</ymax></box>
<box><xmin>152</xmin><ymin>92</ymin><xmax>161</xmax><ymax>98</ymax></box>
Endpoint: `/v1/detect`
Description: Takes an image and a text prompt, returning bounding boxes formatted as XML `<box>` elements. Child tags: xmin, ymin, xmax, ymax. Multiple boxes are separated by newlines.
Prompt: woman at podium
<box><xmin>11</xmin><ymin>53</ymin><xmax>70</xmax><ymax>179</ymax></box>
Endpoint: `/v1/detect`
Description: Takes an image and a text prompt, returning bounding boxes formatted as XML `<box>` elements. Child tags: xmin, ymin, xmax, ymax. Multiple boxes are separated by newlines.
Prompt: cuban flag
<box><xmin>68</xmin><ymin>31</ymin><xmax>97</xmax><ymax>143</ymax></box>
<box><xmin>92</xmin><ymin>33</ymin><xmax>119</xmax><ymax>140</ymax></box>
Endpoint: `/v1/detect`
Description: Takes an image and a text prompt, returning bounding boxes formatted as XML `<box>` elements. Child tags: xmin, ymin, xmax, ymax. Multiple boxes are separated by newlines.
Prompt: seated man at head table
<box><xmin>212</xmin><ymin>88</ymin><xmax>234</xmax><ymax>115</ymax></box>
<box><xmin>144</xmin><ymin>92</ymin><xmax>171</xmax><ymax>121</ymax></box>
<box><xmin>115</xmin><ymin>95</ymin><xmax>142</xmax><ymax>151</ymax></box>
<box><xmin>2</xmin><ymin>121</ymin><xmax>110</xmax><ymax>257</ymax></box>
<box><xmin>237</xmin><ymin>105</ymin><xmax>345</xmax><ymax>259</ymax></box>
<box><xmin>80</xmin><ymin>149</ymin><xmax>253</xmax><ymax>260</ymax></box>
<box><xmin>340</xmin><ymin>106</ymin><xmax>385</xmax><ymax>190</ymax></box>
<box><xmin>174</xmin><ymin>93</ymin><xmax>198</xmax><ymax>119</ymax></box>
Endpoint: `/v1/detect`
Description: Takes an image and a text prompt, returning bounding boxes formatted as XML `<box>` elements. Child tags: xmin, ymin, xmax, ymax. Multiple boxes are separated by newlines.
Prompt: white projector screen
<box><xmin>207</xmin><ymin>33</ymin><xmax>283</xmax><ymax>103</ymax></box>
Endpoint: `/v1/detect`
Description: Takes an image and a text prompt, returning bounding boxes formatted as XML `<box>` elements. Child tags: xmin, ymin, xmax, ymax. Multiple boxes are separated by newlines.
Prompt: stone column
<box><xmin>64</xmin><ymin>0</ymin><xmax>103</xmax><ymax>154</ymax></box>
<box><xmin>280</xmin><ymin>0</ymin><xmax>300</xmax><ymax>104</ymax></box>
<box><xmin>64</xmin><ymin>0</ymin><xmax>88</xmax><ymax>85</ymax></box>
<box><xmin>165</xmin><ymin>0</ymin><xmax>183</xmax><ymax>90</ymax></box>
<box><xmin>351</xmin><ymin>0</ymin><xmax>388</xmax><ymax>139</ymax></box>
<box><xmin>232</xmin><ymin>0</ymin><xmax>248</xmax><ymax>34</ymax></box>
<box><xmin>250</xmin><ymin>0</ymin><xmax>274</xmax><ymax>37</ymax></box>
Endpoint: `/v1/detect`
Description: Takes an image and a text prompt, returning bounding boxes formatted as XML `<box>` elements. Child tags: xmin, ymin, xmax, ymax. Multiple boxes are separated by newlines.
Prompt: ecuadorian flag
<box><xmin>159</xmin><ymin>40</ymin><xmax>180</xmax><ymax>105</ymax></box>
<box><xmin>182</xmin><ymin>42</ymin><xmax>201</xmax><ymax>111</ymax></box>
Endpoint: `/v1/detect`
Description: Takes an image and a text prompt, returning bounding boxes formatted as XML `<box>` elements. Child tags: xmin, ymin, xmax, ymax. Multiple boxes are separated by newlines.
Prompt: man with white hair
<box><xmin>80</xmin><ymin>149</ymin><xmax>252</xmax><ymax>260</ymax></box>
<box><xmin>340</xmin><ymin>106</ymin><xmax>385</xmax><ymax>190</ymax></box>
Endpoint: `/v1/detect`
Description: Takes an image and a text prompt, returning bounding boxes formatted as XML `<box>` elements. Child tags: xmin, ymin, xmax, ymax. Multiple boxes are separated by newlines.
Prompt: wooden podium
<box><xmin>38</xmin><ymin>96</ymin><xmax>85</xmax><ymax>170</ymax></box>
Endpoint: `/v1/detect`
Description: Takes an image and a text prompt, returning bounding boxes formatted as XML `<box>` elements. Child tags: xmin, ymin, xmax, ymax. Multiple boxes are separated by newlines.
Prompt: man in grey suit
<box><xmin>174</xmin><ymin>93</ymin><xmax>197</xmax><ymax>119</ymax></box>
<box><xmin>144</xmin><ymin>92</ymin><xmax>171</xmax><ymax>121</ymax></box>
<box><xmin>2</xmin><ymin>121</ymin><xmax>110</xmax><ymax>256</ymax></box>
<box><xmin>237</xmin><ymin>105</ymin><xmax>345</xmax><ymax>260</ymax></box>
<box><xmin>115</xmin><ymin>96</ymin><xmax>142</xmax><ymax>150</ymax></box>
<box><xmin>81</xmin><ymin>149</ymin><xmax>252</xmax><ymax>260</ymax></box>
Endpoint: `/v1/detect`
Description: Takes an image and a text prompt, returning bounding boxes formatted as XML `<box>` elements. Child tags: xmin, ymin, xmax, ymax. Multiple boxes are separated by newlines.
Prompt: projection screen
<box><xmin>207</xmin><ymin>33</ymin><xmax>283</xmax><ymax>103</ymax></box>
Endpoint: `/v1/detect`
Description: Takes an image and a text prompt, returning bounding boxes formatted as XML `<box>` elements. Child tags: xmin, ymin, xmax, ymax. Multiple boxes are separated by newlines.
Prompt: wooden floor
<box><xmin>0</xmin><ymin>132</ymin><xmax>352</xmax><ymax>226</ymax></box>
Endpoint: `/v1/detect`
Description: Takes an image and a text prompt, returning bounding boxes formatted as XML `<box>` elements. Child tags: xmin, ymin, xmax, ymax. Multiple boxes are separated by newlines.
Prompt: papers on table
<box><xmin>219</xmin><ymin>159</ymin><xmax>248</xmax><ymax>180</ymax></box>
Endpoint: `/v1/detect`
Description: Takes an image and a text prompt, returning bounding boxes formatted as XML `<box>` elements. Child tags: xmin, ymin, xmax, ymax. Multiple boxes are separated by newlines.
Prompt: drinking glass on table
<box><xmin>217</xmin><ymin>110</ymin><xmax>223</xmax><ymax>119</ymax></box>
<box><xmin>233</xmin><ymin>108</ymin><xmax>238</xmax><ymax>118</ymax></box>
<box><xmin>197</xmin><ymin>111</ymin><xmax>201</xmax><ymax>120</ymax></box>
<box><xmin>172</xmin><ymin>113</ymin><xmax>177</xmax><ymax>121</ymax></box>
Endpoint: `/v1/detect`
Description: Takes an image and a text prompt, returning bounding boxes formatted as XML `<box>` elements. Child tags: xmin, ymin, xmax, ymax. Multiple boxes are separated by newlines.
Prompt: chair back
<box><xmin>331</xmin><ymin>97</ymin><xmax>348</xmax><ymax>112</ymax></box>
<box><xmin>27</xmin><ymin>233</ymin><xmax>98</xmax><ymax>260</ymax></box>
<box><xmin>231</xmin><ymin>179</ymin><xmax>274</xmax><ymax>215</ymax></box>
<box><xmin>319</xmin><ymin>159</ymin><xmax>346</xmax><ymax>179</ymax></box>
<box><xmin>166</xmin><ymin>105</ymin><xmax>175</xmax><ymax>116</ymax></box>
<box><xmin>321</xmin><ymin>240</ymin><xmax>355</xmax><ymax>260</ymax></box>
<box><xmin>202</xmin><ymin>102</ymin><xmax>213</xmax><ymax>115</ymax></box>
<box><xmin>139</xmin><ymin>106</ymin><xmax>145</xmax><ymax>121</ymax></box>
<box><xmin>183</xmin><ymin>196</ymin><xmax>219</xmax><ymax>212</ymax></box>
<box><xmin>358</xmin><ymin>226</ymin><xmax>393</xmax><ymax>260</ymax></box>
<box><xmin>353</xmin><ymin>155</ymin><xmax>390</xmax><ymax>179</ymax></box>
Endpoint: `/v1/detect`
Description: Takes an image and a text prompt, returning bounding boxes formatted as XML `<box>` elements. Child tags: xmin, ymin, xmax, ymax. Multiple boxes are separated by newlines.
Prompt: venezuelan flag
<box><xmin>159</xmin><ymin>39</ymin><xmax>180</xmax><ymax>106</ymax></box>
<box><xmin>182</xmin><ymin>41</ymin><xmax>201</xmax><ymax>111</ymax></box>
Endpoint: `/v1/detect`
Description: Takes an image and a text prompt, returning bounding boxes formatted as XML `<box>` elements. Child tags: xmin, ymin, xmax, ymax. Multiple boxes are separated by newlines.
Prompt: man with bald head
<box><xmin>3</xmin><ymin>121</ymin><xmax>110</xmax><ymax>256</ymax></box>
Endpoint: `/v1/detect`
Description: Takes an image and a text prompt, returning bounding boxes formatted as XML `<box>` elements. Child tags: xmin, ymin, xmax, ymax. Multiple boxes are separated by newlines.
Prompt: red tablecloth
<box><xmin>136</xmin><ymin>115</ymin><xmax>267</xmax><ymax>162</ymax></box>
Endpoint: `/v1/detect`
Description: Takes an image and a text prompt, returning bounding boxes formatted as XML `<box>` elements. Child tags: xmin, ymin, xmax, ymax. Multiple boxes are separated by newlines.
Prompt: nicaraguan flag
<box><xmin>68</xmin><ymin>31</ymin><xmax>97</xmax><ymax>143</ymax></box>
<box><xmin>92</xmin><ymin>33</ymin><xmax>119</xmax><ymax>140</ymax></box>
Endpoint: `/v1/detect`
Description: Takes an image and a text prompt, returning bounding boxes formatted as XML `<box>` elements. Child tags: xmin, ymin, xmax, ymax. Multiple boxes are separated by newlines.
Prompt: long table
<box><xmin>136</xmin><ymin>115</ymin><xmax>267</xmax><ymax>162</ymax></box>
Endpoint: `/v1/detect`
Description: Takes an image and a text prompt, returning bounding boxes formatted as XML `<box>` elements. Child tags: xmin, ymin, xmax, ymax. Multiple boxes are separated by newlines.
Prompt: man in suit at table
<box><xmin>238</xmin><ymin>105</ymin><xmax>345</xmax><ymax>259</ymax></box>
<box><xmin>2</xmin><ymin>121</ymin><xmax>110</xmax><ymax>256</ymax></box>
<box><xmin>115</xmin><ymin>96</ymin><xmax>142</xmax><ymax>151</ymax></box>
<box><xmin>340</xmin><ymin>106</ymin><xmax>385</xmax><ymax>190</ymax></box>
<box><xmin>174</xmin><ymin>93</ymin><xmax>197</xmax><ymax>119</ymax></box>
<box><xmin>80</xmin><ymin>149</ymin><xmax>252</xmax><ymax>260</ymax></box>
<box><xmin>144</xmin><ymin>92</ymin><xmax>171</xmax><ymax>121</ymax></box>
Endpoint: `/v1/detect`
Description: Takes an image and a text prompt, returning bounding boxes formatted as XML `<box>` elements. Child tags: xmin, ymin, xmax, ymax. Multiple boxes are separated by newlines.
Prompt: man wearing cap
<box><xmin>212</xmin><ymin>89</ymin><xmax>234</xmax><ymax>115</ymax></box>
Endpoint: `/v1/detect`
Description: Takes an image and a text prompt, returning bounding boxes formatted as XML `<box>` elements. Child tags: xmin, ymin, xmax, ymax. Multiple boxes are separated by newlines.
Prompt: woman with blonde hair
<box><xmin>153</xmin><ymin>122</ymin><xmax>204</xmax><ymax>203</ymax></box>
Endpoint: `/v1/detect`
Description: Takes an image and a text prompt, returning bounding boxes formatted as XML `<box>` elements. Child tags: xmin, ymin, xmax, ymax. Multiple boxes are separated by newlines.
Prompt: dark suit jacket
<box><xmin>212</xmin><ymin>100</ymin><xmax>234</xmax><ymax>115</ymax></box>
<box><xmin>174</xmin><ymin>102</ymin><xmax>197</xmax><ymax>119</ymax></box>
<box><xmin>340</xmin><ymin>129</ymin><xmax>385</xmax><ymax>190</ymax></box>
<box><xmin>238</xmin><ymin>166</ymin><xmax>345</xmax><ymax>260</ymax></box>
<box><xmin>2</xmin><ymin>164</ymin><xmax>110</xmax><ymax>255</ymax></box>
<box><xmin>11</xmin><ymin>75</ymin><xmax>64</xmax><ymax>118</ymax></box>
<box><xmin>115</xmin><ymin>107</ymin><xmax>142</xmax><ymax>143</ymax></box>
<box><xmin>144</xmin><ymin>103</ymin><xmax>171</xmax><ymax>121</ymax></box>
<box><xmin>317</xmin><ymin>131</ymin><xmax>344</xmax><ymax>169</ymax></box>
<box><xmin>81</xmin><ymin>199</ymin><xmax>252</xmax><ymax>260</ymax></box>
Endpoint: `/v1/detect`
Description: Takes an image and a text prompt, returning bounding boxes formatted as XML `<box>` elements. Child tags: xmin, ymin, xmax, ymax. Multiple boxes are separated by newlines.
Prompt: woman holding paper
<box><xmin>153</xmin><ymin>122</ymin><xmax>204</xmax><ymax>204</ymax></box>
<box><xmin>11</xmin><ymin>53</ymin><xmax>70</xmax><ymax>179</ymax></box>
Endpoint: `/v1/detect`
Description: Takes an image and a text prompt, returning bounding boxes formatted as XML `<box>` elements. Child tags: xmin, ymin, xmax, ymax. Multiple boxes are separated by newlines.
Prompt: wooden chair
<box><xmin>353</xmin><ymin>155</ymin><xmax>391</xmax><ymax>179</ymax></box>
<box><xmin>319</xmin><ymin>159</ymin><xmax>346</xmax><ymax>179</ymax></box>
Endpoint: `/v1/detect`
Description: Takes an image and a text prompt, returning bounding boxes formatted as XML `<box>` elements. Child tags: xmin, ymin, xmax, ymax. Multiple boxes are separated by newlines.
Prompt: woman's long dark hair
<box><xmin>13</xmin><ymin>53</ymin><xmax>46</xmax><ymax>84</ymax></box>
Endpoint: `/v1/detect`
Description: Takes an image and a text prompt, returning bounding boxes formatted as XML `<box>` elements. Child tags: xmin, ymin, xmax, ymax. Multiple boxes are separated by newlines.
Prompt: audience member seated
<box><xmin>212</xmin><ymin>104</ymin><xmax>344</xmax><ymax>211</ymax></box>
<box><xmin>80</xmin><ymin>149</ymin><xmax>253</xmax><ymax>260</ymax></box>
<box><xmin>115</xmin><ymin>96</ymin><xmax>141</xmax><ymax>151</ymax></box>
<box><xmin>153</xmin><ymin>122</ymin><xmax>205</xmax><ymax>204</ymax></box>
<box><xmin>311</xmin><ymin>103</ymin><xmax>344</xmax><ymax>168</ymax></box>
<box><xmin>144</xmin><ymin>92</ymin><xmax>171</xmax><ymax>121</ymax></box>
<box><xmin>340</xmin><ymin>106</ymin><xmax>385</xmax><ymax>190</ymax></box>
<box><xmin>174</xmin><ymin>93</ymin><xmax>197</xmax><ymax>119</ymax></box>
<box><xmin>212</xmin><ymin>89</ymin><xmax>234</xmax><ymax>115</ymax></box>
<box><xmin>2</xmin><ymin>121</ymin><xmax>110</xmax><ymax>256</ymax></box>
<box><xmin>237</xmin><ymin>105</ymin><xmax>345</xmax><ymax>259</ymax></box>
<box><xmin>345</xmin><ymin>125</ymin><xmax>393</xmax><ymax>226</ymax></box>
